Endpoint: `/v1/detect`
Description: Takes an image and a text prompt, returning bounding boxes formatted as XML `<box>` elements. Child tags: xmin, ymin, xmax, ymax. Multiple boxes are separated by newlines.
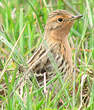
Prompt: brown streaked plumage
<box><xmin>27</xmin><ymin>10</ymin><xmax>82</xmax><ymax>86</ymax></box>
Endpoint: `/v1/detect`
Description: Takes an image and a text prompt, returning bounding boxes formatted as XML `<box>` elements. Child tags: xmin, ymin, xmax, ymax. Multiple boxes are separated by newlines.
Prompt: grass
<box><xmin>0</xmin><ymin>0</ymin><xmax>94</xmax><ymax>109</ymax></box>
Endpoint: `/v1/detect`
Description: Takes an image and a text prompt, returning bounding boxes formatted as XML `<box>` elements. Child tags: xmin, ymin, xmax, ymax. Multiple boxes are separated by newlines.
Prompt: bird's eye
<box><xmin>57</xmin><ymin>18</ymin><xmax>63</xmax><ymax>22</ymax></box>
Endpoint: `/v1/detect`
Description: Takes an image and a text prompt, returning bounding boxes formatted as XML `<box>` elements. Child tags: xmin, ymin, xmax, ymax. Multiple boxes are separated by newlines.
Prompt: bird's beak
<box><xmin>71</xmin><ymin>15</ymin><xmax>83</xmax><ymax>20</ymax></box>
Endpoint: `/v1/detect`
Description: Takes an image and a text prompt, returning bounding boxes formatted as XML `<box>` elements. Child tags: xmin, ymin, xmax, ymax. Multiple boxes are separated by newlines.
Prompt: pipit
<box><xmin>27</xmin><ymin>10</ymin><xmax>82</xmax><ymax>88</ymax></box>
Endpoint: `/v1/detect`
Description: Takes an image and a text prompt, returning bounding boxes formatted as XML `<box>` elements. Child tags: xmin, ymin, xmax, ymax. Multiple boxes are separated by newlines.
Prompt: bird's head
<box><xmin>45</xmin><ymin>10</ymin><xmax>82</xmax><ymax>42</ymax></box>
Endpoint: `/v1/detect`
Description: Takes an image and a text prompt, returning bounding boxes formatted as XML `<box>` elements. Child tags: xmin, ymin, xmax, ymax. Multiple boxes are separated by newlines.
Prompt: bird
<box><xmin>27</xmin><ymin>10</ymin><xmax>82</xmax><ymax>89</ymax></box>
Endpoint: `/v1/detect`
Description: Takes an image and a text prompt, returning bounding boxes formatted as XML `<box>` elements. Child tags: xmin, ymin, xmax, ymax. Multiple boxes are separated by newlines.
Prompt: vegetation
<box><xmin>0</xmin><ymin>0</ymin><xmax>94</xmax><ymax>109</ymax></box>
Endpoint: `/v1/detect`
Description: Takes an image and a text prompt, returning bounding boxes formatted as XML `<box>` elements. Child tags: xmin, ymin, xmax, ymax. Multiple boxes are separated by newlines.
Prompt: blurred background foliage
<box><xmin>0</xmin><ymin>0</ymin><xmax>94</xmax><ymax>109</ymax></box>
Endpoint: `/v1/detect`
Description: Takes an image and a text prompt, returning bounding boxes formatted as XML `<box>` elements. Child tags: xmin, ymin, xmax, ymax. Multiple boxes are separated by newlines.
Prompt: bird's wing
<box><xmin>27</xmin><ymin>41</ymin><xmax>57</xmax><ymax>72</ymax></box>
